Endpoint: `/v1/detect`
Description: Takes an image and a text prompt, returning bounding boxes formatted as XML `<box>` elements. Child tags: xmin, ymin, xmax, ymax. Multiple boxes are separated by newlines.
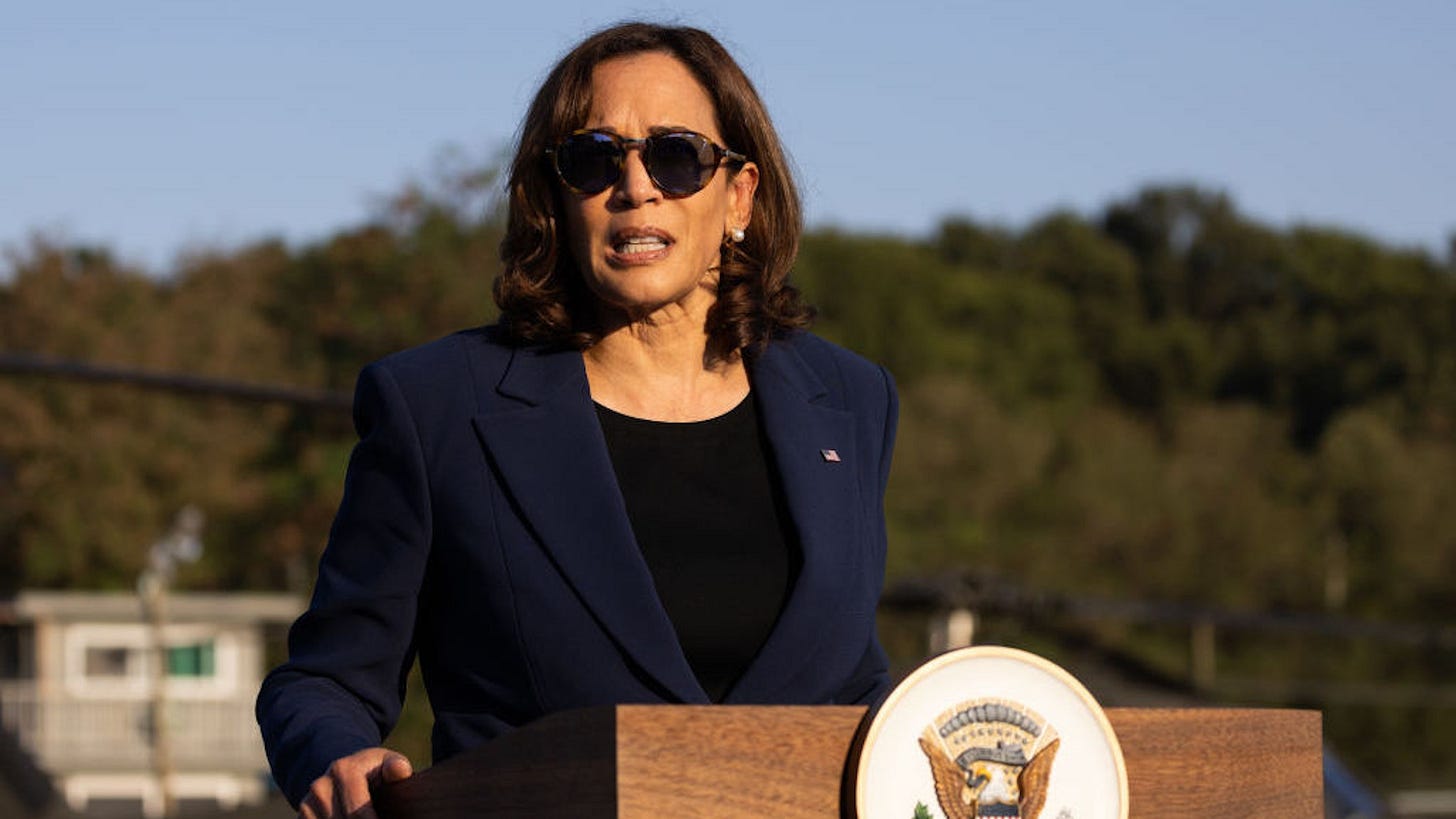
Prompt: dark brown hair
<box><xmin>494</xmin><ymin>22</ymin><xmax>812</xmax><ymax>359</ymax></box>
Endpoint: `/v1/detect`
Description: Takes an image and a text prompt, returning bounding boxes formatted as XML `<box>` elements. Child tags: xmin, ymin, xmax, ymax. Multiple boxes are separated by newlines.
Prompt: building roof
<box><xmin>0</xmin><ymin>591</ymin><xmax>303</xmax><ymax>625</ymax></box>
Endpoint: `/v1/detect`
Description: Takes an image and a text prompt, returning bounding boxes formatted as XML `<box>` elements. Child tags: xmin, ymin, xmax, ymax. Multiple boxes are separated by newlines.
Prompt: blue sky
<box><xmin>5</xmin><ymin>1</ymin><xmax>1453</xmax><ymax>273</ymax></box>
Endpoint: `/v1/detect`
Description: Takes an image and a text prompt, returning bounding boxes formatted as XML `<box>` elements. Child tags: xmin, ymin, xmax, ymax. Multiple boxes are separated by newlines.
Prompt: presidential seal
<box><xmin>853</xmin><ymin>646</ymin><xmax>1127</xmax><ymax>819</ymax></box>
<box><xmin>918</xmin><ymin>699</ymin><xmax>1060</xmax><ymax>819</ymax></box>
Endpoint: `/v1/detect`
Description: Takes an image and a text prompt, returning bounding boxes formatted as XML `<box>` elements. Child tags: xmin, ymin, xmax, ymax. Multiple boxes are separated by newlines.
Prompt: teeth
<box><xmin>615</xmin><ymin>237</ymin><xmax>668</xmax><ymax>254</ymax></box>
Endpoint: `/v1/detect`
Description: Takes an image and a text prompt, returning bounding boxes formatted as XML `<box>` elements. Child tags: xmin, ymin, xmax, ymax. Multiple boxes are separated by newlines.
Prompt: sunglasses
<box><xmin>547</xmin><ymin>129</ymin><xmax>747</xmax><ymax>197</ymax></box>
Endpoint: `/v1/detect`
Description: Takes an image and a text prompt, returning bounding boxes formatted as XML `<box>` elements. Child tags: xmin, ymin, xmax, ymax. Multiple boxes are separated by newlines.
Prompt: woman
<box><xmin>257</xmin><ymin>22</ymin><xmax>898</xmax><ymax>818</ymax></box>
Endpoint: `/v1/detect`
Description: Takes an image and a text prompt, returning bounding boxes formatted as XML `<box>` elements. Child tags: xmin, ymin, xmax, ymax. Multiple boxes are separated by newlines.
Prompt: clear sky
<box><xmin>5</xmin><ymin>1</ymin><xmax>1453</xmax><ymax>274</ymax></box>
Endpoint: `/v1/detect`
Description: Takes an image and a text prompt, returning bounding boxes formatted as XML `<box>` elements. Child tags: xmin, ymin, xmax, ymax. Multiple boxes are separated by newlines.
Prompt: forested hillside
<box><xmin>2</xmin><ymin>180</ymin><xmax>1452</xmax><ymax>789</ymax></box>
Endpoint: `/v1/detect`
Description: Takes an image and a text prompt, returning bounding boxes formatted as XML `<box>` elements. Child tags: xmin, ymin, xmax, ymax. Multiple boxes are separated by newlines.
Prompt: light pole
<box><xmin>137</xmin><ymin>506</ymin><xmax>203</xmax><ymax>819</ymax></box>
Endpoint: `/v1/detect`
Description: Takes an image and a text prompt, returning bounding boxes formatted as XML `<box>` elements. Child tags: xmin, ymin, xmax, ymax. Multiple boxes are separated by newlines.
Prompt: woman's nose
<box><xmin>614</xmin><ymin>147</ymin><xmax>661</xmax><ymax>206</ymax></box>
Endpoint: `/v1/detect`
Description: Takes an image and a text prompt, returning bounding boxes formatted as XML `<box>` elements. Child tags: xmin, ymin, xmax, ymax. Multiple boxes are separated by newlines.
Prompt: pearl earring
<box><xmin>730</xmin><ymin>228</ymin><xmax>746</xmax><ymax>243</ymax></box>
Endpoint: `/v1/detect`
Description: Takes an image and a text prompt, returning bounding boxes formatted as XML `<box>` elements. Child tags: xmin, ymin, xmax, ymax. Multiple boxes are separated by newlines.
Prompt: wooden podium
<box><xmin>373</xmin><ymin>705</ymin><xmax>1322</xmax><ymax>818</ymax></box>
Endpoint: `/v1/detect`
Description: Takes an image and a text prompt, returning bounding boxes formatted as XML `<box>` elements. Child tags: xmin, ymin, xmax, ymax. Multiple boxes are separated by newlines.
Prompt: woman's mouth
<box><xmin>608</xmin><ymin>228</ymin><xmax>674</xmax><ymax>263</ymax></box>
<box><xmin>616</xmin><ymin>236</ymin><xmax>669</xmax><ymax>255</ymax></box>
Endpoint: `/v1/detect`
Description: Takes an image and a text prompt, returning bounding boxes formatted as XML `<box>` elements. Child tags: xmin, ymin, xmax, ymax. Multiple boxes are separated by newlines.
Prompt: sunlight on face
<box><xmin>561</xmin><ymin>51</ymin><xmax>757</xmax><ymax>327</ymax></box>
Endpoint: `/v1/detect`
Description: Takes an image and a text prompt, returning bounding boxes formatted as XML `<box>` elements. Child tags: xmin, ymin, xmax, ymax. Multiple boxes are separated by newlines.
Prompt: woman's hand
<box><xmin>299</xmin><ymin>747</ymin><xmax>413</xmax><ymax>819</ymax></box>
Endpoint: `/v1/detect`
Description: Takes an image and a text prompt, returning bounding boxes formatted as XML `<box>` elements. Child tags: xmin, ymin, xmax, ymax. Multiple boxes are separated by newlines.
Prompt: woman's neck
<box><xmin>584</xmin><ymin>316</ymin><xmax>748</xmax><ymax>422</ymax></box>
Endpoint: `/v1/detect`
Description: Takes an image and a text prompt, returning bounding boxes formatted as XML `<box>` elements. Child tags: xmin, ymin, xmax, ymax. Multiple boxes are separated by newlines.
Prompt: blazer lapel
<box><xmin>469</xmin><ymin>344</ymin><xmax>706</xmax><ymax>703</ymax></box>
<box><xmin>729</xmin><ymin>339</ymin><xmax>862</xmax><ymax>702</ymax></box>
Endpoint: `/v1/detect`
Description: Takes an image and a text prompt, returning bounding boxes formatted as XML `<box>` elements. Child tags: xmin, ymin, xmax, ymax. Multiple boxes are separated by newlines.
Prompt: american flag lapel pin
<box><xmin>820</xmin><ymin>448</ymin><xmax>841</xmax><ymax>463</ymax></box>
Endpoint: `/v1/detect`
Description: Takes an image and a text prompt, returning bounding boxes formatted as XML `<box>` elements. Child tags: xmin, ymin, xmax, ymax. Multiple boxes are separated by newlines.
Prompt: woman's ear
<box><xmin>727</xmin><ymin>162</ymin><xmax>759</xmax><ymax>234</ymax></box>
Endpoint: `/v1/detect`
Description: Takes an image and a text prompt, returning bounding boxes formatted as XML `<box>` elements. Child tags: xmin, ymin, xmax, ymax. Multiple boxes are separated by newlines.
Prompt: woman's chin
<box><xmin>588</xmin><ymin>272</ymin><xmax>716</xmax><ymax>323</ymax></box>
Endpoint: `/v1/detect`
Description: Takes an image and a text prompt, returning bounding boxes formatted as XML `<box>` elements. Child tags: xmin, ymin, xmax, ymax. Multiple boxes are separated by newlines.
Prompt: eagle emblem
<box><xmin>917</xmin><ymin>699</ymin><xmax>1060</xmax><ymax>819</ymax></box>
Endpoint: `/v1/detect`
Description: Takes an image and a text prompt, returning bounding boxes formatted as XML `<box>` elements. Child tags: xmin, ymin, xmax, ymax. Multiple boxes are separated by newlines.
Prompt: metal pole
<box><xmin>141</xmin><ymin>574</ymin><xmax>175</xmax><ymax>819</ymax></box>
<box><xmin>137</xmin><ymin>506</ymin><xmax>203</xmax><ymax>819</ymax></box>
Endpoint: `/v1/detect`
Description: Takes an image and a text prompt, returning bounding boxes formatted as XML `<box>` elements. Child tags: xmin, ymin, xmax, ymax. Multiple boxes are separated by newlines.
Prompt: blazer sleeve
<box><xmin>834</xmin><ymin>362</ymin><xmax>899</xmax><ymax>706</ymax></box>
<box><xmin>255</xmin><ymin>362</ymin><xmax>433</xmax><ymax>807</ymax></box>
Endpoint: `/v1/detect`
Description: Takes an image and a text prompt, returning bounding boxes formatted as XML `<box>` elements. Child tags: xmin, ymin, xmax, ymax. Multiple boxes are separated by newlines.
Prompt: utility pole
<box><xmin>138</xmin><ymin>506</ymin><xmax>204</xmax><ymax>819</ymax></box>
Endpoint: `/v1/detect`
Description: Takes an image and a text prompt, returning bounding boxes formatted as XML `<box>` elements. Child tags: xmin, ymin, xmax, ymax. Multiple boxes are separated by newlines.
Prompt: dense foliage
<box><xmin>2</xmin><ymin>181</ymin><xmax>1452</xmax><ymax>789</ymax></box>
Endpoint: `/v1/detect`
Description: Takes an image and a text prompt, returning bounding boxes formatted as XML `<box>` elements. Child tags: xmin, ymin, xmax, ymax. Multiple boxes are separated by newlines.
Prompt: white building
<box><xmin>0</xmin><ymin>591</ymin><xmax>302</xmax><ymax>817</ymax></box>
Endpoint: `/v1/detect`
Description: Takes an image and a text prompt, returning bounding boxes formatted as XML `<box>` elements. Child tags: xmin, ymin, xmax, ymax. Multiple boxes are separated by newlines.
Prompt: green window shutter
<box><xmin>166</xmin><ymin>641</ymin><xmax>215</xmax><ymax>677</ymax></box>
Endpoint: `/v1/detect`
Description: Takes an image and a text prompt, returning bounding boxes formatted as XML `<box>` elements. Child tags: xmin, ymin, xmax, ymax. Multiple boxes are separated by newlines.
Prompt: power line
<box><xmin>0</xmin><ymin>352</ymin><xmax>352</xmax><ymax>412</ymax></box>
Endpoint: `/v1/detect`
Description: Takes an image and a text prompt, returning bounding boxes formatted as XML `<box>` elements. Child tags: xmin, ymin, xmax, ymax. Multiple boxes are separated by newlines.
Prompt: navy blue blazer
<box><xmin>255</xmin><ymin>325</ymin><xmax>898</xmax><ymax>806</ymax></box>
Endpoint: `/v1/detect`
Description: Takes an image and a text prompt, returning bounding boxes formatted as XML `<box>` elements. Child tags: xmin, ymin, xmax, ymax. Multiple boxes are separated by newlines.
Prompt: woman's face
<box><xmin>562</xmin><ymin>51</ymin><xmax>758</xmax><ymax>326</ymax></box>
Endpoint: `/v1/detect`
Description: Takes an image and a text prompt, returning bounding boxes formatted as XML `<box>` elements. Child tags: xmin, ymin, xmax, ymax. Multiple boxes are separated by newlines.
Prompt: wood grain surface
<box><xmin>374</xmin><ymin>704</ymin><xmax>1323</xmax><ymax>818</ymax></box>
<box><xmin>1108</xmin><ymin>707</ymin><xmax>1323</xmax><ymax>819</ymax></box>
<box><xmin>617</xmin><ymin>705</ymin><xmax>866</xmax><ymax>818</ymax></box>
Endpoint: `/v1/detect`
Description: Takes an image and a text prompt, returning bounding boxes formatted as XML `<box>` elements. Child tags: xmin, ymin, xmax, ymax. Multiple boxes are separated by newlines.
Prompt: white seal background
<box><xmin>856</xmin><ymin>646</ymin><xmax>1129</xmax><ymax>819</ymax></box>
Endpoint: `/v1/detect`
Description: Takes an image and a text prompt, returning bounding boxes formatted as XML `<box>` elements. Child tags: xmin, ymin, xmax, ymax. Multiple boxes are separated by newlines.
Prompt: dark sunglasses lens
<box><xmin>647</xmin><ymin>134</ymin><xmax>714</xmax><ymax>195</ymax></box>
<box><xmin>555</xmin><ymin>133</ymin><xmax>621</xmax><ymax>194</ymax></box>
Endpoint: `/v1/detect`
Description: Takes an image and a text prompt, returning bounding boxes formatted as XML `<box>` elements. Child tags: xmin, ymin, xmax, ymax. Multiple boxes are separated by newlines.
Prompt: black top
<box><xmin>595</xmin><ymin>395</ymin><xmax>800</xmax><ymax>702</ymax></box>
